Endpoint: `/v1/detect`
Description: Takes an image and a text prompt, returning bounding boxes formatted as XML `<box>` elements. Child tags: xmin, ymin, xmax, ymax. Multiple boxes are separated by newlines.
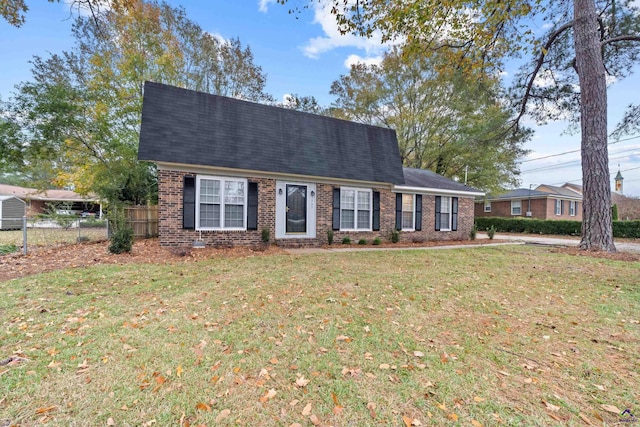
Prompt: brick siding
<box><xmin>159</xmin><ymin>169</ymin><xmax>476</xmax><ymax>248</ymax></box>
<box><xmin>475</xmin><ymin>198</ymin><xmax>582</xmax><ymax>221</ymax></box>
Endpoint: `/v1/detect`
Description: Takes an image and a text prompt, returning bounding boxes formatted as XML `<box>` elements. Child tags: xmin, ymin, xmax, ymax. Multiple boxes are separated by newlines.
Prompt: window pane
<box><xmin>224</xmin><ymin>181</ymin><xmax>245</xmax><ymax>205</ymax></box>
<box><xmin>200</xmin><ymin>179</ymin><xmax>220</xmax><ymax>204</ymax></box>
<box><xmin>402</xmin><ymin>211</ymin><xmax>414</xmax><ymax>230</ymax></box>
<box><xmin>357</xmin><ymin>209</ymin><xmax>370</xmax><ymax>229</ymax></box>
<box><xmin>200</xmin><ymin>204</ymin><xmax>220</xmax><ymax>228</ymax></box>
<box><xmin>341</xmin><ymin>209</ymin><xmax>354</xmax><ymax>229</ymax></box>
<box><xmin>357</xmin><ymin>191</ymin><xmax>370</xmax><ymax>210</ymax></box>
<box><xmin>402</xmin><ymin>194</ymin><xmax>413</xmax><ymax>211</ymax></box>
<box><xmin>440</xmin><ymin>212</ymin><xmax>450</xmax><ymax>229</ymax></box>
<box><xmin>224</xmin><ymin>204</ymin><xmax>244</xmax><ymax>228</ymax></box>
<box><xmin>341</xmin><ymin>190</ymin><xmax>355</xmax><ymax>210</ymax></box>
<box><xmin>441</xmin><ymin>196</ymin><xmax>451</xmax><ymax>214</ymax></box>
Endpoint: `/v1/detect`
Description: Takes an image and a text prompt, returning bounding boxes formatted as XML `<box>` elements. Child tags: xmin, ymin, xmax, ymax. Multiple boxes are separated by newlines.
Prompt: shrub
<box><xmin>342</xmin><ymin>237</ymin><xmax>351</xmax><ymax>244</ymax></box>
<box><xmin>612</xmin><ymin>204</ymin><xmax>619</xmax><ymax>221</ymax></box>
<box><xmin>358</xmin><ymin>239</ymin><xmax>367</xmax><ymax>245</ymax></box>
<box><xmin>487</xmin><ymin>225</ymin><xmax>496</xmax><ymax>240</ymax></box>
<box><xmin>327</xmin><ymin>230</ymin><xmax>334</xmax><ymax>245</ymax></box>
<box><xmin>372</xmin><ymin>237</ymin><xmax>381</xmax><ymax>245</ymax></box>
<box><xmin>390</xmin><ymin>229</ymin><xmax>400</xmax><ymax>243</ymax></box>
<box><xmin>261</xmin><ymin>227</ymin><xmax>270</xmax><ymax>243</ymax></box>
<box><xmin>469</xmin><ymin>224</ymin><xmax>477</xmax><ymax>240</ymax></box>
<box><xmin>109</xmin><ymin>225</ymin><xmax>134</xmax><ymax>254</ymax></box>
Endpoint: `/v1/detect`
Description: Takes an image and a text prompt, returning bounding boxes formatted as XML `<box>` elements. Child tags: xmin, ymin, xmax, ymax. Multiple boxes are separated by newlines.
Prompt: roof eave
<box><xmin>393</xmin><ymin>185</ymin><xmax>484</xmax><ymax>197</ymax></box>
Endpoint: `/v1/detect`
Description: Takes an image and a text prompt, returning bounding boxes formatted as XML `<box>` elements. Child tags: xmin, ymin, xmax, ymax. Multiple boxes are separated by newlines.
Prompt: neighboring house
<box><xmin>0</xmin><ymin>183</ymin><xmax>101</xmax><ymax>217</ymax></box>
<box><xmin>0</xmin><ymin>195</ymin><xmax>25</xmax><ymax>230</ymax></box>
<box><xmin>138</xmin><ymin>82</ymin><xmax>483</xmax><ymax>248</ymax></box>
<box><xmin>475</xmin><ymin>184</ymin><xmax>582</xmax><ymax>221</ymax></box>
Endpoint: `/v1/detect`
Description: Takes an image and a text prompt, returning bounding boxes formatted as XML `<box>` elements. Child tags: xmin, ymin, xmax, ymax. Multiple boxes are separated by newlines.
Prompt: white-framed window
<box><xmin>511</xmin><ymin>200</ymin><xmax>522</xmax><ymax>215</ymax></box>
<box><xmin>484</xmin><ymin>201</ymin><xmax>491</xmax><ymax>212</ymax></box>
<box><xmin>340</xmin><ymin>187</ymin><xmax>372</xmax><ymax>231</ymax></box>
<box><xmin>555</xmin><ymin>199</ymin><xmax>562</xmax><ymax>215</ymax></box>
<box><xmin>196</xmin><ymin>175</ymin><xmax>247</xmax><ymax>230</ymax></box>
<box><xmin>569</xmin><ymin>201</ymin><xmax>576</xmax><ymax>216</ymax></box>
<box><xmin>440</xmin><ymin>196</ymin><xmax>452</xmax><ymax>231</ymax></box>
<box><xmin>401</xmin><ymin>194</ymin><xmax>415</xmax><ymax>231</ymax></box>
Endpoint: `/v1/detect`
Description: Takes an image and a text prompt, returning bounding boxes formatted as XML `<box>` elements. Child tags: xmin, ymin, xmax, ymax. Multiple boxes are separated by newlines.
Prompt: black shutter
<box><xmin>247</xmin><ymin>182</ymin><xmax>258</xmax><ymax>230</ymax></box>
<box><xmin>452</xmin><ymin>197</ymin><xmax>459</xmax><ymax>231</ymax></box>
<box><xmin>183</xmin><ymin>175</ymin><xmax>196</xmax><ymax>230</ymax></box>
<box><xmin>415</xmin><ymin>195</ymin><xmax>422</xmax><ymax>231</ymax></box>
<box><xmin>435</xmin><ymin>196</ymin><xmax>441</xmax><ymax>231</ymax></box>
<box><xmin>372</xmin><ymin>191</ymin><xmax>380</xmax><ymax>231</ymax></box>
<box><xmin>395</xmin><ymin>193</ymin><xmax>402</xmax><ymax>230</ymax></box>
<box><xmin>561</xmin><ymin>200</ymin><xmax>564</xmax><ymax>215</ymax></box>
<box><xmin>332</xmin><ymin>188</ymin><xmax>340</xmax><ymax>230</ymax></box>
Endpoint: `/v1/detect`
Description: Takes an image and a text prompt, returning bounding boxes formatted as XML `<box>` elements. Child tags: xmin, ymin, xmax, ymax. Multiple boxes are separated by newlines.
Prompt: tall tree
<box><xmin>3</xmin><ymin>0</ymin><xmax>271</xmax><ymax>204</ymax></box>
<box><xmin>330</xmin><ymin>49</ymin><xmax>529</xmax><ymax>193</ymax></box>
<box><xmin>279</xmin><ymin>0</ymin><xmax>640</xmax><ymax>252</ymax></box>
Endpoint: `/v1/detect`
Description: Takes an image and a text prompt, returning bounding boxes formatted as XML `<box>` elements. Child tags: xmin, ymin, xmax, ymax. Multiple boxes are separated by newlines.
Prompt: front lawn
<box><xmin>1</xmin><ymin>246</ymin><xmax>638</xmax><ymax>426</ymax></box>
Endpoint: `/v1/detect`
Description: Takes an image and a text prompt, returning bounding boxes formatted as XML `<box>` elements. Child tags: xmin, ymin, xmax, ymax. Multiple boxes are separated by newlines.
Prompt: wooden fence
<box><xmin>124</xmin><ymin>205</ymin><xmax>159</xmax><ymax>238</ymax></box>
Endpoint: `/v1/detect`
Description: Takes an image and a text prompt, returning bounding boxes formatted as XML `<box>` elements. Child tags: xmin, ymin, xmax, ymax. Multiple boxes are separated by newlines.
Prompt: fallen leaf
<box><xmin>542</xmin><ymin>401</ymin><xmax>560</xmax><ymax>411</ymax></box>
<box><xmin>413</xmin><ymin>351</ymin><xmax>424</xmax><ymax>357</ymax></box>
<box><xmin>440</xmin><ymin>353</ymin><xmax>449</xmax><ymax>363</ymax></box>
<box><xmin>309</xmin><ymin>414</ymin><xmax>320</xmax><ymax>426</ymax></box>
<box><xmin>578</xmin><ymin>413</ymin><xmax>593</xmax><ymax>425</ymax></box>
<box><xmin>447</xmin><ymin>413</ymin><xmax>458</xmax><ymax>421</ymax></box>
<box><xmin>473</xmin><ymin>396</ymin><xmax>485</xmax><ymax>402</ymax></box>
<box><xmin>367</xmin><ymin>402</ymin><xmax>376</xmax><ymax>419</ymax></box>
<box><xmin>379</xmin><ymin>363</ymin><xmax>390</xmax><ymax>370</ymax></box>
<box><xmin>195</xmin><ymin>402</ymin><xmax>211</xmax><ymax>412</ymax></box>
<box><xmin>259</xmin><ymin>388</ymin><xmax>277</xmax><ymax>403</ymax></box>
<box><xmin>302</xmin><ymin>403</ymin><xmax>312</xmax><ymax>416</ymax></box>
<box><xmin>402</xmin><ymin>415</ymin><xmax>412</xmax><ymax>427</ymax></box>
<box><xmin>35</xmin><ymin>406</ymin><xmax>57</xmax><ymax>414</ymax></box>
<box><xmin>107</xmin><ymin>417</ymin><xmax>115</xmax><ymax>426</ymax></box>
<box><xmin>471</xmin><ymin>420</ymin><xmax>483</xmax><ymax>427</ymax></box>
<box><xmin>289</xmin><ymin>424</ymin><xmax>302</xmax><ymax>427</ymax></box>
<box><xmin>336</xmin><ymin>335</ymin><xmax>351</xmax><ymax>342</ymax></box>
<box><xmin>176</xmin><ymin>365</ymin><xmax>183</xmax><ymax>378</ymax></box>
<box><xmin>215</xmin><ymin>409</ymin><xmax>231</xmax><ymax>422</ymax></box>
<box><xmin>600</xmin><ymin>404</ymin><xmax>620</xmax><ymax>414</ymax></box>
<box><xmin>331</xmin><ymin>392</ymin><xmax>340</xmax><ymax>406</ymax></box>
<box><xmin>295</xmin><ymin>376</ymin><xmax>310</xmax><ymax>387</ymax></box>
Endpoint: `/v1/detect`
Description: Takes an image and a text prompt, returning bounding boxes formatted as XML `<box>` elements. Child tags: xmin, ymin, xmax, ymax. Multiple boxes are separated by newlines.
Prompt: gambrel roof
<box><xmin>138</xmin><ymin>82</ymin><xmax>405</xmax><ymax>185</ymax></box>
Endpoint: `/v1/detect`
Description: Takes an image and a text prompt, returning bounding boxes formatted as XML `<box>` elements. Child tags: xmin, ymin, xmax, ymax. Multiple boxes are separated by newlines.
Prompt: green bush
<box><xmin>612</xmin><ymin>204</ymin><xmax>619</xmax><ymax>221</ymax></box>
<box><xmin>372</xmin><ymin>237</ymin><xmax>381</xmax><ymax>245</ymax></box>
<box><xmin>327</xmin><ymin>230</ymin><xmax>334</xmax><ymax>245</ymax></box>
<box><xmin>261</xmin><ymin>227</ymin><xmax>270</xmax><ymax>243</ymax></box>
<box><xmin>469</xmin><ymin>224</ymin><xmax>477</xmax><ymax>240</ymax></box>
<box><xmin>487</xmin><ymin>225</ymin><xmax>496</xmax><ymax>240</ymax></box>
<box><xmin>342</xmin><ymin>236</ymin><xmax>351</xmax><ymax>244</ymax></box>
<box><xmin>81</xmin><ymin>218</ymin><xmax>107</xmax><ymax>228</ymax></box>
<box><xmin>109</xmin><ymin>226</ymin><xmax>134</xmax><ymax>254</ymax></box>
<box><xmin>390</xmin><ymin>229</ymin><xmax>400</xmax><ymax>243</ymax></box>
<box><xmin>358</xmin><ymin>239</ymin><xmax>367</xmax><ymax>245</ymax></box>
<box><xmin>475</xmin><ymin>217</ymin><xmax>640</xmax><ymax>238</ymax></box>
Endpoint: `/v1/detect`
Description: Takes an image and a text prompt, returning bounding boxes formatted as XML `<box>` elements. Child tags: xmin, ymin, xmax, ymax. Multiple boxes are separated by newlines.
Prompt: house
<box><xmin>475</xmin><ymin>184</ymin><xmax>582</xmax><ymax>220</ymax></box>
<box><xmin>0</xmin><ymin>183</ymin><xmax>102</xmax><ymax>217</ymax></box>
<box><xmin>138</xmin><ymin>82</ymin><xmax>483</xmax><ymax>248</ymax></box>
<box><xmin>0</xmin><ymin>195</ymin><xmax>25</xmax><ymax>230</ymax></box>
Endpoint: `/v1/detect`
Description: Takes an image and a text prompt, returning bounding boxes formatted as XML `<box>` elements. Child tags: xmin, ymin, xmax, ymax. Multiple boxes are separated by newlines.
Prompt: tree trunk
<box><xmin>574</xmin><ymin>0</ymin><xmax>616</xmax><ymax>252</ymax></box>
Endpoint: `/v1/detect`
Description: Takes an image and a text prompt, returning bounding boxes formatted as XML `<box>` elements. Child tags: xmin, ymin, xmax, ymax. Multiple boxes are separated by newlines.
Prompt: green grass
<box><xmin>1</xmin><ymin>246</ymin><xmax>639</xmax><ymax>426</ymax></box>
<box><xmin>0</xmin><ymin>243</ymin><xmax>18</xmax><ymax>255</ymax></box>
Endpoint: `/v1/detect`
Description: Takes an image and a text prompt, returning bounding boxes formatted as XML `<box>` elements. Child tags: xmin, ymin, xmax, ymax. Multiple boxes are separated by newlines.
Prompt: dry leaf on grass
<box><xmin>215</xmin><ymin>409</ymin><xmax>231</xmax><ymax>422</ymax></box>
<box><xmin>600</xmin><ymin>404</ymin><xmax>621</xmax><ymax>414</ymax></box>
<box><xmin>295</xmin><ymin>376</ymin><xmax>309</xmax><ymax>387</ymax></box>
<box><xmin>471</xmin><ymin>420</ymin><xmax>483</xmax><ymax>427</ymax></box>
<box><xmin>302</xmin><ymin>403</ymin><xmax>312</xmax><ymax>416</ymax></box>
<box><xmin>195</xmin><ymin>402</ymin><xmax>211</xmax><ymax>412</ymax></box>
<box><xmin>543</xmin><ymin>401</ymin><xmax>561</xmax><ymax>411</ymax></box>
<box><xmin>259</xmin><ymin>388</ymin><xmax>277</xmax><ymax>403</ymax></box>
<box><xmin>367</xmin><ymin>402</ymin><xmax>376</xmax><ymax>419</ymax></box>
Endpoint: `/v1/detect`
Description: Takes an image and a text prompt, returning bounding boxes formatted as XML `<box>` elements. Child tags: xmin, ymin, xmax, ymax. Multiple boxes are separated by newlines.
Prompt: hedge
<box><xmin>475</xmin><ymin>217</ymin><xmax>640</xmax><ymax>238</ymax></box>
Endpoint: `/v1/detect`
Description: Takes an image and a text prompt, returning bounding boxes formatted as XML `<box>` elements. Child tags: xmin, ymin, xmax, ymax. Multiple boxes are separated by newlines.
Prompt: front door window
<box><xmin>286</xmin><ymin>184</ymin><xmax>307</xmax><ymax>233</ymax></box>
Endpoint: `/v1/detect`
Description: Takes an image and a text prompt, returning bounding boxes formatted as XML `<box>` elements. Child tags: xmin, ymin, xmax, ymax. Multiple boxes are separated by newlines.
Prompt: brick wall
<box><xmin>159</xmin><ymin>169</ymin><xmax>476</xmax><ymax>247</ymax></box>
<box><xmin>475</xmin><ymin>198</ymin><xmax>582</xmax><ymax>221</ymax></box>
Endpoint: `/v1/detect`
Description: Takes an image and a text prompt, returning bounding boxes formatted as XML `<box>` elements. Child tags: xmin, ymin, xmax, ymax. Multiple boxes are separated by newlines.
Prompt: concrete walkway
<box><xmin>285</xmin><ymin>233</ymin><xmax>640</xmax><ymax>255</ymax></box>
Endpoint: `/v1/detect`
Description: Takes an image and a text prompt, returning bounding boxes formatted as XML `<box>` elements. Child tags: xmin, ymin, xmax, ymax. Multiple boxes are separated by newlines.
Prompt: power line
<box><xmin>519</xmin><ymin>134</ymin><xmax>640</xmax><ymax>163</ymax></box>
<box><xmin>521</xmin><ymin>151</ymin><xmax>640</xmax><ymax>174</ymax></box>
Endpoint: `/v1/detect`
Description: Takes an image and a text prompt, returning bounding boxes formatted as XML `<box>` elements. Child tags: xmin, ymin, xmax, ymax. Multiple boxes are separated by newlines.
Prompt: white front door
<box><xmin>275</xmin><ymin>181</ymin><xmax>316</xmax><ymax>239</ymax></box>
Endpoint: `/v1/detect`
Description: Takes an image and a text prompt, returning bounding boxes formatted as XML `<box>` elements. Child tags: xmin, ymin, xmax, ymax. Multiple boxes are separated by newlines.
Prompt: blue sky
<box><xmin>1</xmin><ymin>0</ymin><xmax>640</xmax><ymax>196</ymax></box>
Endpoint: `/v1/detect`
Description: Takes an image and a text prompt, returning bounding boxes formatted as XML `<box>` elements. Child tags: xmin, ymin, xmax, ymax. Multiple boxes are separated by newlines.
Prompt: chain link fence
<box><xmin>0</xmin><ymin>215</ymin><xmax>109</xmax><ymax>255</ymax></box>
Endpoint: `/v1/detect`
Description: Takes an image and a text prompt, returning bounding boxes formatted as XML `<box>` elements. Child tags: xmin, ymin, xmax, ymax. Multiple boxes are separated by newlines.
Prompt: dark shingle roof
<box><xmin>138</xmin><ymin>82</ymin><xmax>405</xmax><ymax>185</ymax></box>
<box><xmin>402</xmin><ymin>168</ymin><xmax>482</xmax><ymax>193</ymax></box>
<box><xmin>537</xmin><ymin>184</ymin><xmax>583</xmax><ymax>198</ymax></box>
<box><xmin>493</xmin><ymin>189</ymin><xmax>551</xmax><ymax>199</ymax></box>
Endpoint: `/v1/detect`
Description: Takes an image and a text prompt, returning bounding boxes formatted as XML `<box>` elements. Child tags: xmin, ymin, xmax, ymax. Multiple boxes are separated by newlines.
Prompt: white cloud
<box><xmin>258</xmin><ymin>0</ymin><xmax>276</xmax><ymax>13</ymax></box>
<box><xmin>343</xmin><ymin>54</ymin><xmax>383</xmax><ymax>68</ymax></box>
<box><xmin>301</xmin><ymin>2</ymin><xmax>389</xmax><ymax>59</ymax></box>
<box><xmin>205</xmin><ymin>31</ymin><xmax>228</xmax><ymax>44</ymax></box>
